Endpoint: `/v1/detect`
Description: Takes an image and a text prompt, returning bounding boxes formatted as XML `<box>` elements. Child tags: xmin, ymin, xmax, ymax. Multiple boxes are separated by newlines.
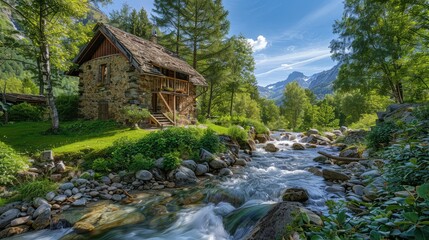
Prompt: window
<box><xmin>98</xmin><ymin>101</ymin><xmax>109</xmax><ymax>120</ymax></box>
<box><xmin>99</xmin><ymin>64</ymin><xmax>109</xmax><ymax>84</ymax></box>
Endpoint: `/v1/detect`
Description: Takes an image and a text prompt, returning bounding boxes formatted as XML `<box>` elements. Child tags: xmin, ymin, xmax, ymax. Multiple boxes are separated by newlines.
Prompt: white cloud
<box><xmin>247</xmin><ymin>35</ymin><xmax>268</xmax><ymax>52</ymax></box>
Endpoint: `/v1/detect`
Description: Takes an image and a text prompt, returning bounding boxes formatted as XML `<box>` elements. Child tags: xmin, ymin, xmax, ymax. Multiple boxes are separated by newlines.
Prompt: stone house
<box><xmin>68</xmin><ymin>23</ymin><xmax>207</xmax><ymax>126</ymax></box>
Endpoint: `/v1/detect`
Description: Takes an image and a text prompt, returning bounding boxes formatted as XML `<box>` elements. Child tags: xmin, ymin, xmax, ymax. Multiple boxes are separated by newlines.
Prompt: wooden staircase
<box><xmin>150</xmin><ymin>112</ymin><xmax>175</xmax><ymax>127</ymax></box>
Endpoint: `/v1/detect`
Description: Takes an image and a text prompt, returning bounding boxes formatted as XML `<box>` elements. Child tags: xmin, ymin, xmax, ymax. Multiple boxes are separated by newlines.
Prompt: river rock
<box><xmin>174</xmin><ymin>166</ymin><xmax>198</xmax><ymax>185</ymax></box>
<box><xmin>219</xmin><ymin>168</ymin><xmax>233</xmax><ymax>177</ymax></box>
<box><xmin>313</xmin><ymin>156</ymin><xmax>329</xmax><ymax>163</ymax></box>
<box><xmin>0</xmin><ymin>202</ymin><xmax>22</xmax><ymax>215</ymax></box>
<box><xmin>200</xmin><ymin>149</ymin><xmax>217</xmax><ymax>162</ymax></box>
<box><xmin>72</xmin><ymin>198</ymin><xmax>87</xmax><ymax>207</ymax></box>
<box><xmin>247</xmin><ymin>201</ymin><xmax>302</xmax><ymax>240</ymax></box>
<box><xmin>0</xmin><ymin>209</ymin><xmax>21</xmax><ymax>228</ymax></box>
<box><xmin>53</xmin><ymin>195</ymin><xmax>67</xmax><ymax>202</ymax></box>
<box><xmin>100</xmin><ymin>176</ymin><xmax>111</xmax><ymax>185</ymax></box>
<box><xmin>282</xmin><ymin>188</ymin><xmax>309</xmax><ymax>202</ymax></box>
<box><xmin>352</xmin><ymin>185</ymin><xmax>365</xmax><ymax>196</ymax></box>
<box><xmin>324</xmin><ymin>132</ymin><xmax>336</xmax><ymax>141</ymax></box>
<box><xmin>360</xmin><ymin>170</ymin><xmax>380</xmax><ymax>178</ymax></box>
<box><xmin>333</xmin><ymin>130</ymin><xmax>343</xmax><ymax>136</ymax></box>
<box><xmin>10</xmin><ymin>216</ymin><xmax>30</xmax><ymax>227</ymax></box>
<box><xmin>209</xmin><ymin>159</ymin><xmax>228</xmax><ymax>169</ymax></box>
<box><xmin>109</xmin><ymin>174</ymin><xmax>121</xmax><ymax>183</ymax></box>
<box><xmin>307</xmin><ymin>129</ymin><xmax>319</xmax><ymax>135</ymax></box>
<box><xmin>235</xmin><ymin>158</ymin><xmax>247</xmax><ymax>166</ymax></box>
<box><xmin>340</xmin><ymin>126</ymin><xmax>348</xmax><ymax>133</ymax></box>
<box><xmin>64</xmin><ymin>189</ymin><xmax>72</xmax><ymax>197</ymax></box>
<box><xmin>264</xmin><ymin>143</ymin><xmax>279</xmax><ymax>152</ymax></box>
<box><xmin>340</xmin><ymin>147</ymin><xmax>360</xmax><ymax>158</ymax></box>
<box><xmin>207</xmin><ymin>189</ymin><xmax>245</xmax><ymax>207</ymax></box>
<box><xmin>0</xmin><ymin>225</ymin><xmax>30</xmax><ymax>238</ymax></box>
<box><xmin>292</xmin><ymin>143</ymin><xmax>305</xmax><ymax>150</ymax></box>
<box><xmin>136</xmin><ymin>170</ymin><xmax>153</xmax><ymax>181</ymax></box>
<box><xmin>326</xmin><ymin>184</ymin><xmax>345</xmax><ymax>193</ymax></box>
<box><xmin>46</xmin><ymin>192</ymin><xmax>56</xmax><ymax>201</ymax></box>
<box><xmin>195</xmin><ymin>164</ymin><xmax>209</xmax><ymax>176</ymax></box>
<box><xmin>256</xmin><ymin>134</ymin><xmax>268</xmax><ymax>143</ymax></box>
<box><xmin>60</xmin><ymin>182</ymin><xmax>74</xmax><ymax>190</ymax></box>
<box><xmin>33</xmin><ymin>204</ymin><xmax>50</xmax><ymax>218</ymax></box>
<box><xmin>34</xmin><ymin>197</ymin><xmax>49</xmax><ymax>208</ymax></box>
<box><xmin>73</xmin><ymin>221</ymin><xmax>95</xmax><ymax>233</ymax></box>
<box><xmin>41</xmin><ymin>150</ymin><xmax>54</xmax><ymax>162</ymax></box>
<box><xmin>247</xmin><ymin>139</ymin><xmax>257</xmax><ymax>151</ymax></box>
<box><xmin>181</xmin><ymin>160</ymin><xmax>197</xmax><ymax>172</ymax></box>
<box><xmin>112</xmin><ymin>194</ymin><xmax>122</xmax><ymax>201</ymax></box>
<box><xmin>322</xmin><ymin>169</ymin><xmax>351</xmax><ymax>181</ymax></box>
<box><xmin>307</xmin><ymin>167</ymin><xmax>323</xmax><ymax>176</ymax></box>
<box><xmin>32</xmin><ymin>208</ymin><xmax>51</xmax><ymax>230</ymax></box>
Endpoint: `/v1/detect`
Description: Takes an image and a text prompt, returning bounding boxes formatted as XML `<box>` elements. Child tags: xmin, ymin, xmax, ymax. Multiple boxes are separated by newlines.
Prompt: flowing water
<box><xmin>12</xmin><ymin>134</ymin><xmax>341</xmax><ymax>240</ymax></box>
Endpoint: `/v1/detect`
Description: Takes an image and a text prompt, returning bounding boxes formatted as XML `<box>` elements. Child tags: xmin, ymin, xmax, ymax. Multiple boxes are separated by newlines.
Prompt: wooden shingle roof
<box><xmin>71</xmin><ymin>23</ymin><xmax>207</xmax><ymax>86</ymax></box>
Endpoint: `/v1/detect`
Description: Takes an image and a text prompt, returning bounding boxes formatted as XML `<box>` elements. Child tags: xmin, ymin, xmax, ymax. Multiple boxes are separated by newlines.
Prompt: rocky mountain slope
<box><xmin>258</xmin><ymin>63</ymin><xmax>340</xmax><ymax>103</ymax></box>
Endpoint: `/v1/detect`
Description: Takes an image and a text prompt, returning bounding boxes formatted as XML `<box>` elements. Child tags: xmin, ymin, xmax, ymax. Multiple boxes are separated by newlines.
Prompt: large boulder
<box><xmin>195</xmin><ymin>163</ymin><xmax>209</xmax><ymax>176</ymax></box>
<box><xmin>135</xmin><ymin>170</ymin><xmax>153</xmax><ymax>181</ymax></box>
<box><xmin>256</xmin><ymin>134</ymin><xmax>269</xmax><ymax>144</ymax></box>
<box><xmin>73</xmin><ymin>222</ymin><xmax>95</xmax><ymax>233</ymax></box>
<box><xmin>181</xmin><ymin>160</ymin><xmax>197</xmax><ymax>172</ymax></box>
<box><xmin>0</xmin><ymin>209</ymin><xmax>21</xmax><ymax>229</ymax></box>
<box><xmin>247</xmin><ymin>139</ymin><xmax>257</xmax><ymax>151</ymax></box>
<box><xmin>174</xmin><ymin>166</ymin><xmax>198</xmax><ymax>186</ymax></box>
<box><xmin>282</xmin><ymin>188</ymin><xmax>309</xmax><ymax>202</ymax></box>
<box><xmin>264</xmin><ymin>143</ymin><xmax>279</xmax><ymax>152</ymax></box>
<box><xmin>219</xmin><ymin>168</ymin><xmax>233</xmax><ymax>177</ymax></box>
<box><xmin>307</xmin><ymin>129</ymin><xmax>319</xmax><ymax>135</ymax></box>
<box><xmin>246</xmin><ymin>202</ymin><xmax>302</xmax><ymax>240</ymax></box>
<box><xmin>200</xmin><ymin>149</ymin><xmax>217</xmax><ymax>162</ymax></box>
<box><xmin>340</xmin><ymin>147</ymin><xmax>361</xmax><ymax>158</ymax></box>
<box><xmin>322</xmin><ymin>169</ymin><xmax>351</xmax><ymax>181</ymax></box>
<box><xmin>324</xmin><ymin>132</ymin><xmax>336</xmax><ymax>141</ymax></box>
<box><xmin>32</xmin><ymin>207</ymin><xmax>51</xmax><ymax>230</ymax></box>
<box><xmin>292</xmin><ymin>143</ymin><xmax>305</xmax><ymax>150</ymax></box>
<box><xmin>209</xmin><ymin>159</ymin><xmax>228</xmax><ymax>170</ymax></box>
<box><xmin>0</xmin><ymin>225</ymin><xmax>30</xmax><ymax>238</ymax></box>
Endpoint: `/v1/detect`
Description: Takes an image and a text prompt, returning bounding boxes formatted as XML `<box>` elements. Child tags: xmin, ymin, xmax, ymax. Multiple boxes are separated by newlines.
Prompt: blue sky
<box><xmin>101</xmin><ymin>0</ymin><xmax>343</xmax><ymax>86</ymax></box>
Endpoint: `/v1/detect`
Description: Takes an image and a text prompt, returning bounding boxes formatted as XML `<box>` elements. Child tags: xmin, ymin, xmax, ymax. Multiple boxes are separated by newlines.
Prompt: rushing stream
<box><xmin>11</xmin><ymin>133</ymin><xmax>342</xmax><ymax>240</ymax></box>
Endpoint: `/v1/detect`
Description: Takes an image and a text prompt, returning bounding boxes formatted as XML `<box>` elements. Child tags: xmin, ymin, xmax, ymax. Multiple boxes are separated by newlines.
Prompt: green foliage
<box><xmin>8</xmin><ymin>102</ymin><xmax>47</xmax><ymax>122</ymax></box>
<box><xmin>56</xmin><ymin>95</ymin><xmax>79</xmax><ymax>121</ymax></box>
<box><xmin>0</xmin><ymin>76</ymin><xmax>38</xmax><ymax>95</ymax></box>
<box><xmin>91</xmin><ymin>158</ymin><xmax>111</xmax><ymax>173</ymax></box>
<box><xmin>384</xmin><ymin>143</ymin><xmax>429</xmax><ymax>188</ymax></box>
<box><xmin>162</xmin><ymin>152</ymin><xmax>182</xmax><ymax>171</ymax></box>
<box><xmin>282</xmin><ymin>81</ymin><xmax>309</xmax><ymax>130</ymax></box>
<box><xmin>102</xmin><ymin>127</ymin><xmax>222</xmax><ymax>172</ymax></box>
<box><xmin>109</xmin><ymin>3</ymin><xmax>153</xmax><ymax>39</ymax></box>
<box><xmin>128</xmin><ymin>153</ymin><xmax>154</xmax><ymax>172</ymax></box>
<box><xmin>349</xmin><ymin>114</ymin><xmax>378</xmax><ymax>130</ymax></box>
<box><xmin>0</xmin><ymin>141</ymin><xmax>28</xmax><ymax>185</ymax></box>
<box><xmin>366</xmin><ymin>122</ymin><xmax>398</xmax><ymax>150</ymax></box>
<box><xmin>415</xmin><ymin>103</ymin><xmax>429</xmax><ymax>121</ymax></box>
<box><xmin>17</xmin><ymin>179</ymin><xmax>58</xmax><ymax>201</ymax></box>
<box><xmin>227</xmin><ymin>125</ymin><xmax>248</xmax><ymax>142</ymax></box>
<box><xmin>260</xmin><ymin>98</ymin><xmax>281</xmax><ymax>124</ymax></box>
<box><xmin>216</xmin><ymin>116</ymin><xmax>268</xmax><ymax>134</ymax></box>
<box><xmin>122</xmin><ymin>105</ymin><xmax>151</xmax><ymax>126</ymax></box>
<box><xmin>199</xmin><ymin>128</ymin><xmax>224</xmax><ymax>154</ymax></box>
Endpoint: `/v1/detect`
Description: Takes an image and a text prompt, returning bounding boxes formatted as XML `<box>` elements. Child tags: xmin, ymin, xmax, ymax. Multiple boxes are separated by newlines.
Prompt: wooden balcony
<box><xmin>151</xmin><ymin>77</ymin><xmax>189</xmax><ymax>96</ymax></box>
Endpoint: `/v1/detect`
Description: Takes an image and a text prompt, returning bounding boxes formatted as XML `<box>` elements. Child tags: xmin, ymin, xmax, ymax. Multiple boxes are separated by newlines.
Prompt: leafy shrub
<box><xmin>56</xmin><ymin>95</ymin><xmax>79</xmax><ymax>121</ymax></box>
<box><xmin>8</xmin><ymin>102</ymin><xmax>46</xmax><ymax>122</ymax></box>
<box><xmin>366</xmin><ymin>122</ymin><xmax>397</xmax><ymax>150</ymax></box>
<box><xmin>99</xmin><ymin>127</ymin><xmax>222</xmax><ymax>172</ymax></box>
<box><xmin>200</xmin><ymin>128</ymin><xmax>224</xmax><ymax>153</ymax></box>
<box><xmin>0</xmin><ymin>141</ymin><xmax>28</xmax><ymax>185</ymax></box>
<box><xmin>384</xmin><ymin>143</ymin><xmax>429</xmax><ymax>188</ymax></box>
<box><xmin>414</xmin><ymin>103</ymin><xmax>429</xmax><ymax>121</ymax></box>
<box><xmin>91</xmin><ymin>158</ymin><xmax>111</xmax><ymax>173</ymax></box>
<box><xmin>228</xmin><ymin>125</ymin><xmax>248</xmax><ymax>142</ymax></box>
<box><xmin>162</xmin><ymin>152</ymin><xmax>182</xmax><ymax>171</ymax></box>
<box><xmin>128</xmin><ymin>153</ymin><xmax>154</xmax><ymax>172</ymax></box>
<box><xmin>122</xmin><ymin>105</ymin><xmax>150</xmax><ymax>127</ymax></box>
<box><xmin>17</xmin><ymin>179</ymin><xmax>58</xmax><ymax>201</ymax></box>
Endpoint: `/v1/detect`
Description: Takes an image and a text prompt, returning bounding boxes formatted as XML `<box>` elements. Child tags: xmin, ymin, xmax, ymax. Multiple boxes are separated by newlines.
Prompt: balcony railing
<box><xmin>152</xmin><ymin>77</ymin><xmax>189</xmax><ymax>95</ymax></box>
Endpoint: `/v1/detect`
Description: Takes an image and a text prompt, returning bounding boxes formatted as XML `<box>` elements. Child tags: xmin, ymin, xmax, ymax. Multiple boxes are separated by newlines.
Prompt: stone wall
<box><xmin>78</xmin><ymin>54</ymin><xmax>142</xmax><ymax>121</ymax></box>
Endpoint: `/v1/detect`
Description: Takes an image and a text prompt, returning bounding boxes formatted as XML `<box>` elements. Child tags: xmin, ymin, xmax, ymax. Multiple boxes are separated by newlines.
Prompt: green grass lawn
<box><xmin>205</xmin><ymin>122</ymin><xmax>229</xmax><ymax>135</ymax></box>
<box><xmin>0</xmin><ymin>121</ymin><xmax>150</xmax><ymax>156</ymax></box>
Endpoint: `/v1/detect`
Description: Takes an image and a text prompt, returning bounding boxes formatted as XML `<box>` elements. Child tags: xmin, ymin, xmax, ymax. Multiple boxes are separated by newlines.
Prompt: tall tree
<box><xmin>152</xmin><ymin>0</ymin><xmax>186</xmax><ymax>54</ymax></box>
<box><xmin>331</xmin><ymin>0</ymin><xmax>424</xmax><ymax>103</ymax></box>
<box><xmin>110</xmin><ymin>4</ymin><xmax>153</xmax><ymax>39</ymax></box>
<box><xmin>0</xmin><ymin>0</ymin><xmax>90</xmax><ymax>132</ymax></box>
<box><xmin>282</xmin><ymin>82</ymin><xmax>309</xmax><ymax>130</ymax></box>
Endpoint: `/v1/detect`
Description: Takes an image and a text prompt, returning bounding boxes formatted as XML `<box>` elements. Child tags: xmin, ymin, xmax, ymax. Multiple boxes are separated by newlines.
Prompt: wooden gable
<box><xmin>91</xmin><ymin>37</ymin><xmax>120</xmax><ymax>59</ymax></box>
